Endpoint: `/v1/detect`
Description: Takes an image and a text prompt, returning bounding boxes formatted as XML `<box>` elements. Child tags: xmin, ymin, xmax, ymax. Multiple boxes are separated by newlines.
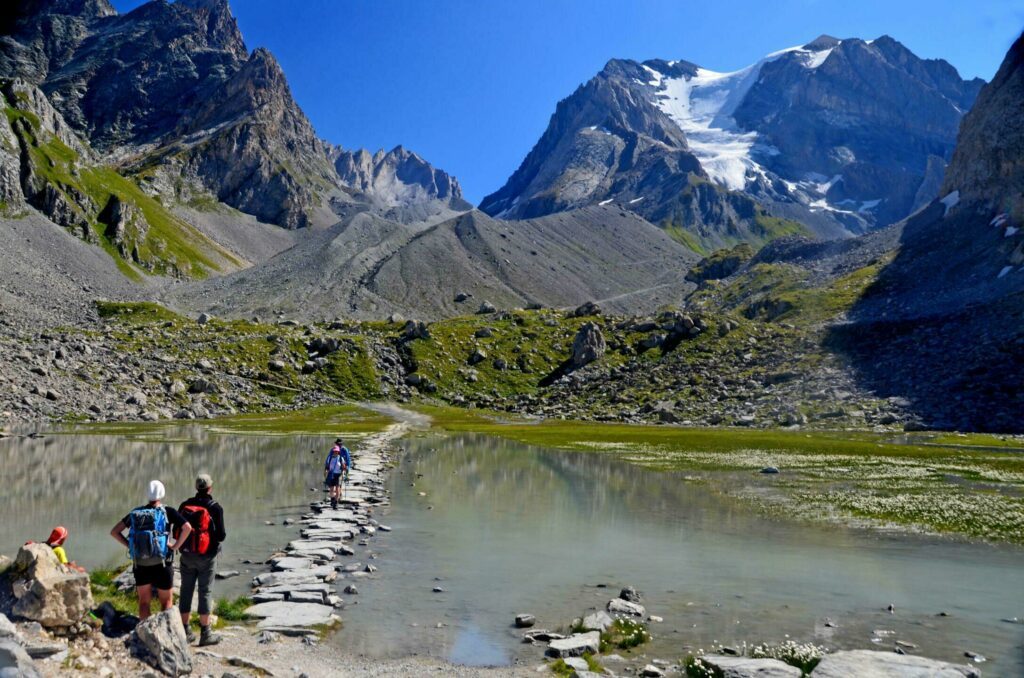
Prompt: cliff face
<box><xmin>330</xmin><ymin>145</ymin><xmax>465</xmax><ymax>208</ymax></box>
<box><xmin>1</xmin><ymin>0</ymin><xmax>336</xmax><ymax>229</ymax></box>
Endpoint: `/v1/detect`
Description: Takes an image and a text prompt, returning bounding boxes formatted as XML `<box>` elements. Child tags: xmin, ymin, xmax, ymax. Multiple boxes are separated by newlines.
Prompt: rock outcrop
<box><xmin>330</xmin><ymin>145</ymin><xmax>466</xmax><ymax>208</ymax></box>
<box><xmin>571</xmin><ymin>322</ymin><xmax>606</xmax><ymax>368</ymax></box>
<box><xmin>130</xmin><ymin>609</ymin><xmax>193</xmax><ymax>677</ymax></box>
<box><xmin>9</xmin><ymin>544</ymin><xmax>93</xmax><ymax>629</ymax></box>
<box><xmin>812</xmin><ymin>650</ymin><xmax>980</xmax><ymax>677</ymax></box>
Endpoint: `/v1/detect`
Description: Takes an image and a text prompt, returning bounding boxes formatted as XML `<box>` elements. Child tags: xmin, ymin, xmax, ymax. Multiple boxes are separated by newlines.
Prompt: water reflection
<box><xmin>0</xmin><ymin>426</ymin><xmax>345</xmax><ymax>597</ymax></box>
<box><xmin>338</xmin><ymin>433</ymin><xmax>1024</xmax><ymax>674</ymax></box>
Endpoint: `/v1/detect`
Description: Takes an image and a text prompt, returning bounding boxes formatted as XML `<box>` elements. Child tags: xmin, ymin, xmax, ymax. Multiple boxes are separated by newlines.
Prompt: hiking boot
<box><xmin>199</xmin><ymin>625</ymin><xmax>222</xmax><ymax>647</ymax></box>
<box><xmin>330</xmin><ymin>498</ymin><xmax>337</xmax><ymax>510</ymax></box>
<box><xmin>184</xmin><ymin>627</ymin><xmax>197</xmax><ymax>644</ymax></box>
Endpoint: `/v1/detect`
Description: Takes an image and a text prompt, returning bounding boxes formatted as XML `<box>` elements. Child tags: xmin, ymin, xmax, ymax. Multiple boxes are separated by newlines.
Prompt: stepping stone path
<box><xmin>245</xmin><ymin>424</ymin><xmax>404</xmax><ymax>633</ymax></box>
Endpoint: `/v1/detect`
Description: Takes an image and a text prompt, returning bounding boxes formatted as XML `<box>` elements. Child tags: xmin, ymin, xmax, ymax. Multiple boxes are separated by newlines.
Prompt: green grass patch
<box><xmin>95</xmin><ymin>301</ymin><xmax>185</xmax><ymax>324</ymax></box>
<box><xmin>214</xmin><ymin>595</ymin><xmax>252</xmax><ymax>623</ymax></box>
<box><xmin>90</xmin><ymin>567</ymin><xmax>139</xmax><ymax>617</ymax></box>
<box><xmin>600</xmin><ymin>618</ymin><xmax>650</xmax><ymax>652</ymax></box>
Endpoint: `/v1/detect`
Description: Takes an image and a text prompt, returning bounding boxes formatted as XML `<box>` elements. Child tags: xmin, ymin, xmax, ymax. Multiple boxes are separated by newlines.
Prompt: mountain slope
<box><xmin>165</xmin><ymin>205</ymin><xmax>698</xmax><ymax>321</ymax></box>
<box><xmin>829</xmin><ymin>31</ymin><xmax>1024</xmax><ymax>432</ymax></box>
<box><xmin>482</xmin><ymin>36</ymin><xmax>983</xmax><ymax>247</ymax></box>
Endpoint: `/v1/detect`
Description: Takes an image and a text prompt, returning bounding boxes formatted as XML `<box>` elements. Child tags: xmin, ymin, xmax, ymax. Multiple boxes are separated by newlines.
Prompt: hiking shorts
<box><xmin>326</xmin><ymin>473</ymin><xmax>342</xmax><ymax>487</ymax></box>
<box><xmin>179</xmin><ymin>552</ymin><xmax>216</xmax><ymax>616</ymax></box>
<box><xmin>133</xmin><ymin>561</ymin><xmax>174</xmax><ymax>591</ymax></box>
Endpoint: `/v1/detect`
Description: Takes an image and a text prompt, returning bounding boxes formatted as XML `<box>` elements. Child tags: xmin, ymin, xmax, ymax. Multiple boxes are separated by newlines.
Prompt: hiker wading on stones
<box><xmin>177</xmin><ymin>473</ymin><xmax>226</xmax><ymax>646</ymax></box>
<box><xmin>324</xmin><ymin>437</ymin><xmax>352</xmax><ymax>510</ymax></box>
<box><xmin>109</xmin><ymin>480</ymin><xmax>191</xmax><ymax>620</ymax></box>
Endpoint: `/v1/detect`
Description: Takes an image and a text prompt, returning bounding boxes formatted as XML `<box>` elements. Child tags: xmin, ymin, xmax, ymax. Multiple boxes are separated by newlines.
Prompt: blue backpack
<box><xmin>128</xmin><ymin>506</ymin><xmax>170</xmax><ymax>565</ymax></box>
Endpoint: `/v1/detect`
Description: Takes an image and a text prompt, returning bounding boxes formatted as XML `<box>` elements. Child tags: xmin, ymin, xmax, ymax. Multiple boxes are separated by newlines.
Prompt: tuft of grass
<box><xmin>214</xmin><ymin>595</ymin><xmax>252</xmax><ymax>622</ymax></box>
<box><xmin>600</xmin><ymin>618</ymin><xmax>650</xmax><ymax>652</ymax></box>
<box><xmin>95</xmin><ymin>301</ymin><xmax>185</xmax><ymax>324</ymax></box>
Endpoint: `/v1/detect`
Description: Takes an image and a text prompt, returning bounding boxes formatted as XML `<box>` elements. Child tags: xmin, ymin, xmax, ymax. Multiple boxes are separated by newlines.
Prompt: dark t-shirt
<box><xmin>120</xmin><ymin>504</ymin><xmax>186</xmax><ymax>565</ymax></box>
<box><xmin>179</xmin><ymin>493</ymin><xmax>227</xmax><ymax>556</ymax></box>
<box><xmin>120</xmin><ymin>504</ymin><xmax>186</xmax><ymax>531</ymax></box>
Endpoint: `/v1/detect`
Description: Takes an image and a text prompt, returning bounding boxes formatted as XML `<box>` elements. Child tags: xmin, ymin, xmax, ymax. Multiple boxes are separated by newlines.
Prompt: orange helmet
<box><xmin>47</xmin><ymin>526</ymin><xmax>68</xmax><ymax>547</ymax></box>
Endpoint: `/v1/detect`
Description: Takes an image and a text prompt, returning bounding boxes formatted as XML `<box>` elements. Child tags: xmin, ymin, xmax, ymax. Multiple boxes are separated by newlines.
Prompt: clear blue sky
<box><xmin>111</xmin><ymin>0</ymin><xmax>1022</xmax><ymax>203</ymax></box>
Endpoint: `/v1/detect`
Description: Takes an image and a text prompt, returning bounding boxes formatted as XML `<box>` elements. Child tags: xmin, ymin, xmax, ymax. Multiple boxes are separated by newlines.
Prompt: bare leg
<box><xmin>157</xmin><ymin>587</ymin><xmax>173</xmax><ymax>611</ymax></box>
<box><xmin>199</xmin><ymin>613</ymin><xmax>211</xmax><ymax>627</ymax></box>
<box><xmin>137</xmin><ymin>585</ymin><xmax>153</xmax><ymax>620</ymax></box>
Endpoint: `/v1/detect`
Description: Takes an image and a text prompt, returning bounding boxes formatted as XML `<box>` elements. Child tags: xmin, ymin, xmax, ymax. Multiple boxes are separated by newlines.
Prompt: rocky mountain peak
<box><xmin>174</xmin><ymin>0</ymin><xmax>247</xmax><ymax>60</ymax></box>
<box><xmin>803</xmin><ymin>34</ymin><xmax>842</xmax><ymax>51</ymax></box>
<box><xmin>329</xmin><ymin>144</ymin><xmax>464</xmax><ymax>207</ymax></box>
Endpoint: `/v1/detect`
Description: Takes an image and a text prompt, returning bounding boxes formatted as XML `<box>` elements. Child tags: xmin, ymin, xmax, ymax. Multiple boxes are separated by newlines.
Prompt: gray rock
<box><xmin>0</xmin><ymin>639</ymin><xmax>41</xmax><ymax>678</ymax></box>
<box><xmin>467</xmin><ymin>349</ymin><xmax>487</xmax><ymax>366</ymax></box>
<box><xmin>619</xmin><ymin>586</ymin><xmax>642</xmax><ymax>603</ymax></box>
<box><xmin>514</xmin><ymin>614</ymin><xmax>536</xmax><ymax>628</ymax></box>
<box><xmin>640</xmin><ymin>666</ymin><xmax>665</xmax><ymax>678</ymax></box>
<box><xmin>572</xmin><ymin>301</ymin><xmax>601</xmax><ymax>317</ymax></box>
<box><xmin>0</xmin><ymin>615</ymin><xmax>18</xmax><ymax>641</ymax></box>
<box><xmin>477</xmin><ymin>301</ymin><xmax>497</xmax><ymax>314</ymax></box>
<box><xmin>215</xmin><ymin>571</ymin><xmax>239</xmax><ymax>580</ymax></box>
<box><xmin>606</xmin><ymin>598</ymin><xmax>645</xmax><ymax>617</ymax></box>
<box><xmin>812</xmin><ymin>650</ymin><xmax>981</xmax><ymax>677</ymax></box>
<box><xmin>700</xmin><ymin>655</ymin><xmax>801</xmax><ymax>677</ymax></box>
<box><xmin>131</xmin><ymin>609</ymin><xmax>193</xmax><ymax>676</ymax></box>
<box><xmin>10</xmin><ymin>544</ymin><xmax>93</xmax><ymax>628</ymax></box>
<box><xmin>571</xmin><ymin>322</ymin><xmax>606</xmax><ymax>368</ymax></box>
<box><xmin>244</xmin><ymin>602</ymin><xmax>335</xmax><ymax>630</ymax></box>
<box><xmin>580</xmin><ymin>610</ymin><xmax>613</xmax><ymax>632</ymax></box>
<box><xmin>545</xmin><ymin>631</ymin><xmax>600</xmax><ymax>658</ymax></box>
<box><xmin>197</xmin><ymin>313</ymin><xmax>211</xmax><ymax>325</ymax></box>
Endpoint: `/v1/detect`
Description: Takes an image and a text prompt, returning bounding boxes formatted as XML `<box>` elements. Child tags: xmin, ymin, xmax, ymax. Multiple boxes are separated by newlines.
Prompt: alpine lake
<box><xmin>1</xmin><ymin>404</ymin><xmax>1021</xmax><ymax>674</ymax></box>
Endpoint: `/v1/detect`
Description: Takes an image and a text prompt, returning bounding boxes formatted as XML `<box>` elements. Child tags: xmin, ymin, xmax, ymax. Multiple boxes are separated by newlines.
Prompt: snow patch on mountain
<box><xmin>648</xmin><ymin>42</ymin><xmax>837</xmax><ymax>191</ymax></box>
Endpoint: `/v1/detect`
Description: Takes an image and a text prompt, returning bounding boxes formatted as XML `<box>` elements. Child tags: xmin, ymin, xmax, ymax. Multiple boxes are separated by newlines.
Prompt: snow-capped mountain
<box><xmin>481</xmin><ymin>35</ymin><xmax>984</xmax><ymax>247</ymax></box>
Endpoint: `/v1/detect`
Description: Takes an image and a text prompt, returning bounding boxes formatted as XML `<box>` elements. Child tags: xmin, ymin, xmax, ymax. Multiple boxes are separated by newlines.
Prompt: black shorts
<box><xmin>133</xmin><ymin>562</ymin><xmax>173</xmax><ymax>591</ymax></box>
<box><xmin>326</xmin><ymin>473</ymin><xmax>342</xmax><ymax>487</ymax></box>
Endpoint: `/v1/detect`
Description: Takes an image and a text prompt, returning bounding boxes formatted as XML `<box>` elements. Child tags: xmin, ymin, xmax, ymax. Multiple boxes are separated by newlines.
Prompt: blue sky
<box><xmin>111</xmin><ymin>0</ymin><xmax>1022</xmax><ymax>203</ymax></box>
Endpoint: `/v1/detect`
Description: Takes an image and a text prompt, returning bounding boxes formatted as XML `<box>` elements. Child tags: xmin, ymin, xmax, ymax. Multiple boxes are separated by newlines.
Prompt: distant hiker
<box><xmin>109</xmin><ymin>480</ymin><xmax>192</xmax><ymax>620</ymax></box>
<box><xmin>324</xmin><ymin>438</ymin><xmax>352</xmax><ymax>510</ymax></box>
<box><xmin>41</xmin><ymin>526</ymin><xmax>86</xmax><ymax>573</ymax></box>
<box><xmin>177</xmin><ymin>473</ymin><xmax>226</xmax><ymax>646</ymax></box>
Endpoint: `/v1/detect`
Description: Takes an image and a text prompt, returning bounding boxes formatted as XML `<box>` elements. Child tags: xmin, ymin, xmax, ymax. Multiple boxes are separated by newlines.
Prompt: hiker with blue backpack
<box><xmin>109</xmin><ymin>480</ymin><xmax>192</xmax><ymax>620</ymax></box>
<box><xmin>324</xmin><ymin>437</ymin><xmax>352</xmax><ymax>510</ymax></box>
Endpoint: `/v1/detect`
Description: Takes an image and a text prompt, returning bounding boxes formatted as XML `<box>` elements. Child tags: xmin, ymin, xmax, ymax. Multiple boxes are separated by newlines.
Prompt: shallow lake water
<box><xmin>1</xmin><ymin>423</ymin><xmax>1022</xmax><ymax>673</ymax></box>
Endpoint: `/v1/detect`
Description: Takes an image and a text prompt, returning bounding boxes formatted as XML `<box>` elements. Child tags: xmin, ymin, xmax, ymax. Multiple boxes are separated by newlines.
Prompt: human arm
<box><xmin>212</xmin><ymin>502</ymin><xmax>227</xmax><ymax>544</ymax></box>
<box><xmin>110</xmin><ymin>520</ymin><xmax>129</xmax><ymax>549</ymax></box>
<box><xmin>167</xmin><ymin>508</ymin><xmax>192</xmax><ymax>552</ymax></box>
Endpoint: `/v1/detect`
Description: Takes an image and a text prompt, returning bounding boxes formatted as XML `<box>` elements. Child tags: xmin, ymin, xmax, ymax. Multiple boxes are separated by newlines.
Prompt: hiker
<box><xmin>177</xmin><ymin>473</ymin><xmax>226</xmax><ymax>646</ymax></box>
<box><xmin>42</xmin><ymin>526</ymin><xmax>86</xmax><ymax>573</ymax></box>
<box><xmin>109</xmin><ymin>480</ymin><xmax>192</xmax><ymax>620</ymax></box>
<box><xmin>324</xmin><ymin>437</ymin><xmax>352</xmax><ymax>510</ymax></box>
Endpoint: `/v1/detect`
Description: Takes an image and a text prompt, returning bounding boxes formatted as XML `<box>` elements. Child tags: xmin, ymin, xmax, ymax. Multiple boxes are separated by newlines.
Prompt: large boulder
<box><xmin>811</xmin><ymin>650</ymin><xmax>981</xmax><ymax>677</ymax></box>
<box><xmin>571</xmin><ymin>322</ymin><xmax>606</xmax><ymax>368</ymax></box>
<box><xmin>10</xmin><ymin>544</ymin><xmax>93</xmax><ymax>628</ymax></box>
<box><xmin>546</xmin><ymin>631</ymin><xmax>600</xmax><ymax>658</ymax></box>
<box><xmin>130</xmin><ymin>609</ymin><xmax>193</xmax><ymax>676</ymax></box>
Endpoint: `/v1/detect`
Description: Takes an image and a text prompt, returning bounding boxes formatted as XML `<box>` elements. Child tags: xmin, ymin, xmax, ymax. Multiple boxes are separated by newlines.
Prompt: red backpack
<box><xmin>177</xmin><ymin>504</ymin><xmax>213</xmax><ymax>555</ymax></box>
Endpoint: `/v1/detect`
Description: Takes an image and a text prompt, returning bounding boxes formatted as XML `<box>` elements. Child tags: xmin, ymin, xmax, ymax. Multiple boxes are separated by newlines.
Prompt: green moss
<box><xmin>752</xmin><ymin>214</ymin><xmax>809</xmax><ymax>240</ymax></box>
<box><xmin>663</xmin><ymin>224</ymin><xmax>708</xmax><ymax>255</ymax></box>
<box><xmin>323</xmin><ymin>337</ymin><xmax>381</xmax><ymax>400</ymax></box>
<box><xmin>95</xmin><ymin>301</ymin><xmax>185</xmax><ymax>324</ymax></box>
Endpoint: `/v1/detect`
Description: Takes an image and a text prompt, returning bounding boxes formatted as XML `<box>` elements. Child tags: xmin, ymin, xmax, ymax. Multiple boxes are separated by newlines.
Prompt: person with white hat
<box><xmin>109</xmin><ymin>480</ymin><xmax>191</xmax><ymax>620</ymax></box>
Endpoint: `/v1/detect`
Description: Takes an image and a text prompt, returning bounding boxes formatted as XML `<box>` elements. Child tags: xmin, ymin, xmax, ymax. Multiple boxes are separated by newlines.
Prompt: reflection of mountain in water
<box><xmin>0</xmin><ymin>426</ymin><xmax>338</xmax><ymax>571</ymax></box>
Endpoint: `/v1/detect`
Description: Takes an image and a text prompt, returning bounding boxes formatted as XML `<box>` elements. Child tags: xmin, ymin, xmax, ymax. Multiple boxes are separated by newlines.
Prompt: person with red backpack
<box><xmin>176</xmin><ymin>473</ymin><xmax>226</xmax><ymax>646</ymax></box>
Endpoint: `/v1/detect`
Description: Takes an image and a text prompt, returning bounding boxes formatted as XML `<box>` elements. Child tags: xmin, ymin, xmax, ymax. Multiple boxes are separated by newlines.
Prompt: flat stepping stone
<box><xmin>701</xmin><ymin>655</ymin><xmax>801</xmax><ymax>677</ymax></box>
<box><xmin>287</xmin><ymin>591</ymin><xmax>327</xmax><ymax>604</ymax></box>
<box><xmin>270</xmin><ymin>557</ymin><xmax>314</xmax><ymax>571</ymax></box>
<box><xmin>287</xmin><ymin>540</ymin><xmax>346</xmax><ymax>553</ymax></box>
<box><xmin>245</xmin><ymin>601</ymin><xmax>336</xmax><ymax>629</ymax></box>
<box><xmin>546</xmin><ymin>631</ymin><xmax>600</xmax><ymax>658</ymax></box>
<box><xmin>259</xmin><ymin>583</ymin><xmax>331</xmax><ymax>596</ymax></box>
<box><xmin>252</xmin><ymin>565</ymin><xmax>335</xmax><ymax>588</ymax></box>
<box><xmin>812</xmin><ymin>650</ymin><xmax>981</xmax><ymax>677</ymax></box>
